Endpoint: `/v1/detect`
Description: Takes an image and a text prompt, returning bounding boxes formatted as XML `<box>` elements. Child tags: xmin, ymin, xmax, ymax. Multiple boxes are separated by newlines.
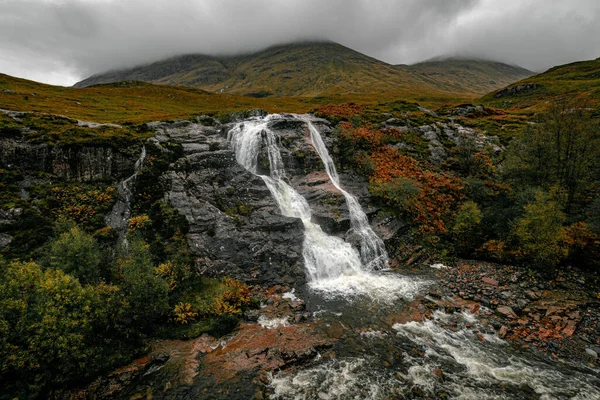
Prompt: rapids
<box><xmin>227</xmin><ymin>114</ymin><xmax>600</xmax><ymax>399</ymax></box>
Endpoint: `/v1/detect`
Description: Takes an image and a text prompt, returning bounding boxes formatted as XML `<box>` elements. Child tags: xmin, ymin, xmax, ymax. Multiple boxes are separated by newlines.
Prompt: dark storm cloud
<box><xmin>0</xmin><ymin>0</ymin><xmax>598</xmax><ymax>85</ymax></box>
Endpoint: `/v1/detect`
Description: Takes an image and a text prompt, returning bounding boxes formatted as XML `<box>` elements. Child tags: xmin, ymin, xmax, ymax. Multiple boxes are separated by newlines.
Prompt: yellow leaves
<box><xmin>128</xmin><ymin>214</ymin><xmax>151</xmax><ymax>231</ymax></box>
<box><xmin>154</xmin><ymin>261</ymin><xmax>190</xmax><ymax>292</ymax></box>
<box><xmin>173</xmin><ymin>302</ymin><xmax>198</xmax><ymax>325</ymax></box>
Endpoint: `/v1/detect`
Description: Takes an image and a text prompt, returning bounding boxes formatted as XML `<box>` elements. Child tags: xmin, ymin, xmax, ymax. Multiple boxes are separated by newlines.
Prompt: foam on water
<box><xmin>257</xmin><ymin>316</ymin><xmax>290</xmax><ymax>329</ymax></box>
<box><xmin>269</xmin><ymin>358</ymin><xmax>402</xmax><ymax>400</ymax></box>
<box><xmin>227</xmin><ymin>114</ymin><xmax>423</xmax><ymax>302</ymax></box>
<box><xmin>393</xmin><ymin>311</ymin><xmax>600</xmax><ymax>399</ymax></box>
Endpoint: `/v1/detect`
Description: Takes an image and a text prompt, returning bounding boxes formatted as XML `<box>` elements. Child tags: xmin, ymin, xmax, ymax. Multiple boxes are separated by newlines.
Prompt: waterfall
<box><xmin>106</xmin><ymin>145</ymin><xmax>146</xmax><ymax>241</ymax></box>
<box><xmin>228</xmin><ymin>115</ymin><xmax>421</xmax><ymax>301</ymax></box>
<box><xmin>296</xmin><ymin>115</ymin><xmax>388</xmax><ymax>270</ymax></box>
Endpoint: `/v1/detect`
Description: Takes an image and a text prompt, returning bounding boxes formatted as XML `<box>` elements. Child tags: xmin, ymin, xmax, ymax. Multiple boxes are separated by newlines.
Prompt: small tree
<box><xmin>117</xmin><ymin>237</ymin><xmax>169</xmax><ymax>333</ymax></box>
<box><xmin>513</xmin><ymin>190</ymin><xmax>568</xmax><ymax>267</ymax></box>
<box><xmin>44</xmin><ymin>226</ymin><xmax>103</xmax><ymax>284</ymax></box>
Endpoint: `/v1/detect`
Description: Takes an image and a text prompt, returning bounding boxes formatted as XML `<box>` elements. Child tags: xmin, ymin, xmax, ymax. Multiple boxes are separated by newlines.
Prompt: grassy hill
<box><xmin>1</xmin><ymin>72</ymin><xmax>478</xmax><ymax>125</ymax></box>
<box><xmin>74</xmin><ymin>42</ymin><xmax>530</xmax><ymax>98</ymax></box>
<box><xmin>402</xmin><ymin>57</ymin><xmax>533</xmax><ymax>95</ymax></box>
<box><xmin>480</xmin><ymin>58</ymin><xmax>600</xmax><ymax>111</ymax></box>
<box><xmin>75</xmin><ymin>42</ymin><xmax>453</xmax><ymax>98</ymax></box>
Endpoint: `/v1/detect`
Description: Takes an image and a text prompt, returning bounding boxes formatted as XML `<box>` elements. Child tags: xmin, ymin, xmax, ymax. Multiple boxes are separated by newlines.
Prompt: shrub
<box><xmin>513</xmin><ymin>190</ymin><xmax>568</xmax><ymax>267</ymax></box>
<box><xmin>43</xmin><ymin>226</ymin><xmax>104</xmax><ymax>285</ymax></box>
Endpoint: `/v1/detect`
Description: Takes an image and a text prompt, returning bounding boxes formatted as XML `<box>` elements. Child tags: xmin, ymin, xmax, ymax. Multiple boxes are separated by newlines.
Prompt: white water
<box><xmin>269</xmin><ymin>310</ymin><xmax>600</xmax><ymax>399</ymax></box>
<box><xmin>393</xmin><ymin>311</ymin><xmax>600</xmax><ymax>399</ymax></box>
<box><xmin>297</xmin><ymin>115</ymin><xmax>388</xmax><ymax>271</ymax></box>
<box><xmin>228</xmin><ymin>114</ymin><xmax>421</xmax><ymax>301</ymax></box>
<box><xmin>107</xmin><ymin>145</ymin><xmax>146</xmax><ymax>240</ymax></box>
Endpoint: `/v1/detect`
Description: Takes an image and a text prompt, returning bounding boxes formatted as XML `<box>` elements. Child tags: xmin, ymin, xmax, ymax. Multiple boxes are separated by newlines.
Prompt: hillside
<box><xmin>402</xmin><ymin>57</ymin><xmax>534</xmax><ymax>95</ymax></box>
<box><xmin>480</xmin><ymin>57</ymin><xmax>600</xmax><ymax>111</ymax></box>
<box><xmin>74</xmin><ymin>42</ymin><xmax>530</xmax><ymax>98</ymax></box>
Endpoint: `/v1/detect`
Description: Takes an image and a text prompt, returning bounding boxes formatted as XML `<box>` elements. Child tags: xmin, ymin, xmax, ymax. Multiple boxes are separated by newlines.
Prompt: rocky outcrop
<box><xmin>420</xmin><ymin>122</ymin><xmax>502</xmax><ymax>164</ymax></box>
<box><xmin>152</xmin><ymin>120</ymin><xmax>306</xmax><ymax>286</ymax></box>
<box><xmin>0</xmin><ymin>138</ymin><xmax>137</xmax><ymax>182</ymax></box>
<box><xmin>494</xmin><ymin>83</ymin><xmax>538</xmax><ymax>98</ymax></box>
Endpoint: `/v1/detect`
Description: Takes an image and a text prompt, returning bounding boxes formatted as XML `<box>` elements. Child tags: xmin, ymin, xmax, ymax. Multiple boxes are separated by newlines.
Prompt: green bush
<box><xmin>0</xmin><ymin>260</ymin><xmax>128</xmax><ymax>397</ymax></box>
<box><xmin>42</xmin><ymin>226</ymin><xmax>104</xmax><ymax>284</ymax></box>
<box><xmin>513</xmin><ymin>190</ymin><xmax>568</xmax><ymax>268</ymax></box>
<box><xmin>118</xmin><ymin>237</ymin><xmax>170</xmax><ymax>332</ymax></box>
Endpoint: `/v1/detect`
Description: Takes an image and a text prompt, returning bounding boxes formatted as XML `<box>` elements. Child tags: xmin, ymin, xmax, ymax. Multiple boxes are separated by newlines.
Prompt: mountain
<box><xmin>401</xmin><ymin>57</ymin><xmax>534</xmax><ymax>95</ymax></box>
<box><xmin>480</xmin><ymin>58</ymin><xmax>600</xmax><ymax>110</ymax></box>
<box><xmin>75</xmin><ymin>42</ymin><xmax>531</xmax><ymax>97</ymax></box>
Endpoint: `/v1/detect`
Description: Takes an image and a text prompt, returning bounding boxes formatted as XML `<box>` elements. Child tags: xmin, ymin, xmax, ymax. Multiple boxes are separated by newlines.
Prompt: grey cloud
<box><xmin>0</xmin><ymin>0</ymin><xmax>598</xmax><ymax>86</ymax></box>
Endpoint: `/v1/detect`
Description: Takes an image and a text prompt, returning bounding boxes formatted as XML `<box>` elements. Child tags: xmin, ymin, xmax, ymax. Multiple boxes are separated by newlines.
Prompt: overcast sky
<box><xmin>1</xmin><ymin>0</ymin><xmax>599</xmax><ymax>86</ymax></box>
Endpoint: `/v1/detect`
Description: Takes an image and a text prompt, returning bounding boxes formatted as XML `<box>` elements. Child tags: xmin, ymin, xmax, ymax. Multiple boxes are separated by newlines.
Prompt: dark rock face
<box><xmin>153</xmin><ymin>120</ymin><xmax>306</xmax><ymax>286</ymax></box>
<box><xmin>494</xmin><ymin>83</ymin><xmax>538</xmax><ymax>98</ymax></box>
<box><xmin>0</xmin><ymin>138</ymin><xmax>136</xmax><ymax>182</ymax></box>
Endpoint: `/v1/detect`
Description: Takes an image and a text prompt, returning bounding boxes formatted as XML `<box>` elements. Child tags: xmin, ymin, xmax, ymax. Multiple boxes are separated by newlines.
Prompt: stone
<box><xmin>482</xmin><ymin>277</ymin><xmax>499</xmax><ymax>286</ymax></box>
<box><xmin>498</xmin><ymin>325</ymin><xmax>509</xmax><ymax>338</ymax></box>
<box><xmin>497</xmin><ymin>305</ymin><xmax>518</xmax><ymax>319</ymax></box>
<box><xmin>289</xmin><ymin>300</ymin><xmax>306</xmax><ymax>312</ymax></box>
<box><xmin>525</xmin><ymin>291</ymin><xmax>541</xmax><ymax>300</ymax></box>
<box><xmin>0</xmin><ymin>233</ymin><xmax>13</xmax><ymax>249</ymax></box>
<box><xmin>585</xmin><ymin>348</ymin><xmax>598</xmax><ymax>359</ymax></box>
<box><xmin>563</xmin><ymin>320</ymin><xmax>577</xmax><ymax>337</ymax></box>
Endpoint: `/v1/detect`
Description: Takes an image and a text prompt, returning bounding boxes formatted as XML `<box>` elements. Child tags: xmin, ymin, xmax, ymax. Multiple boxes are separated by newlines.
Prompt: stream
<box><xmin>228</xmin><ymin>114</ymin><xmax>600</xmax><ymax>400</ymax></box>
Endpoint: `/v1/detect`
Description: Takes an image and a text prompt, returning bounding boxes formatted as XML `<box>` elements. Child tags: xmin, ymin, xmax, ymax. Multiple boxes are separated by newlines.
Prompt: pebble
<box><xmin>585</xmin><ymin>348</ymin><xmax>598</xmax><ymax>359</ymax></box>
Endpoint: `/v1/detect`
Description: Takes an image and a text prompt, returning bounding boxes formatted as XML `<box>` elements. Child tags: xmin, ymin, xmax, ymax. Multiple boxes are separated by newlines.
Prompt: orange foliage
<box><xmin>314</xmin><ymin>103</ymin><xmax>364</xmax><ymax>120</ymax></box>
<box><xmin>370</xmin><ymin>148</ymin><xmax>464</xmax><ymax>234</ymax></box>
<box><xmin>338</xmin><ymin>122</ymin><xmax>384</xmax><ymax>147</ymax></box>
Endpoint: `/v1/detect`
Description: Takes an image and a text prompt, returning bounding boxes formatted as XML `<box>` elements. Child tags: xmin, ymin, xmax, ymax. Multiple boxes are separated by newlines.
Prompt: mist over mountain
<box><xmin>75</xmin><ymin>42</ymin><xmax>533</xmax><ymax>96</ymax></box>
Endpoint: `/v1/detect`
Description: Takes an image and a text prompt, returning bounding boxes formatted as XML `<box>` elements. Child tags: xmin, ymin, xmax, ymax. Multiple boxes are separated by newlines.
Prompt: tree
<box><xmin>503</xmin><ymin>98</ymin><xmax>600</xmax><ymax>213</ymax></box>
<box><xmin>117</xmin><ymin>237</ymin><xmax>170</xmax><ymax>333</ymax></box>
<box><xmin>0</xmin><ymin>260</ymin><xmax>126</xmax><ymax>397</ymax></box>
<box><xmin>513</xmin><ymin>190</ymin><xmax>568</xmax><ymax>267</ymax></box>
<box><xmin>43</xmin><ymin>226</ymin><xmax>104</xmax><ymax>284</ymax></box>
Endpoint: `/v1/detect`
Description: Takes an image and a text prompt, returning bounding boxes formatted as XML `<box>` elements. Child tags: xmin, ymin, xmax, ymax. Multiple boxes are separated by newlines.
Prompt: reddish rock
<box><xmin>202</xmin><ymin>322</ymin><xmax>332</xmax><ymax>383</ymax></box>
<box><xmin>563</xmin><ymin>320</ymin><xmax>578</xmax><ymax>337</ymax></box>
<box><xmin>497</xmin><ymin>305</ymin><xmax>518</xmax><ymax>319</ymax></box>
<box><xmin>498</xmin><ymin>326</ymin><xmax>509</xmax><ymax>338</ymax></box>
<box><xmin>482</xmin><ymin>277</ymin><xmax>499</xmax><ymax>286</ymax></box>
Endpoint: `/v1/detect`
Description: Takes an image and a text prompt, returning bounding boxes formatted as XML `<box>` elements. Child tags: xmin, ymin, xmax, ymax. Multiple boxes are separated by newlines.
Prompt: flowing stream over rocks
<box><xmin>226</xmin><ymin>114</ymin><xmax>600</xmax><ymax>399</ymax></box>
<box><xmin>228</xmin><ymin>114</ymin><xmax>421</xmax><ymax>302</ymax></box>
<box><xmin>107</xmin><ymin>145</ymin><xmax>146</xmax><ymax>241</ymax></box>
<box><xmin>88</xmin><ymin>114</ymin><xmax>600</xmax><ymax>400</ymax></box>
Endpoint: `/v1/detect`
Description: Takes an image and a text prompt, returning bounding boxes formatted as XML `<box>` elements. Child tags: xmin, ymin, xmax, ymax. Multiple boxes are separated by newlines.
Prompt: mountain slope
<box><xmin>75</xmin><ymin>42</ymin><xmax>442</xmax><ymax>97</ymax></box>
<box><xmin>75</xmin><ymin>42</ymin><xmax>531</xmax><ymax>97</ymax></box>
<box><xmin>401</xmin><ymin>57</ymin><xmax>534</xmax><ymax>95</ymax></box>
<box><xmin>480</xmin><ymin>57</ymin><xmax>600</xmax><ymax>110</ymax></box>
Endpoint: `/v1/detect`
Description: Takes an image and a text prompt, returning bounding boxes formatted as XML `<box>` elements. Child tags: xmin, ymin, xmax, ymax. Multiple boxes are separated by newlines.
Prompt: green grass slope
<box><xmin>402</xmin><ymin>57</ymin><xmax>534</xmax><ymax>95</ymax></box>
<box><xmin>480</xmin><ymin>58</ymin><xmax>600</xmax><ymax>111</ymax></box>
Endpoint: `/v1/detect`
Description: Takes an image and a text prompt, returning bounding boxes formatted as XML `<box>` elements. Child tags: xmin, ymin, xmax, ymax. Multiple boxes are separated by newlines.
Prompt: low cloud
<box><xmin>0</xmin><ymin>0</ymin><xmax>598</xmax><ymax>85</ymax></box>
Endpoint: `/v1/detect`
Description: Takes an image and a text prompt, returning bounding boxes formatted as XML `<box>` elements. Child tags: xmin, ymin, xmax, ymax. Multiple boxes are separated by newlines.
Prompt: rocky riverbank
<box><xmin>427</xmin><ymin>261</ymin><xmax>600</xmax><ymax>367</ymax></box>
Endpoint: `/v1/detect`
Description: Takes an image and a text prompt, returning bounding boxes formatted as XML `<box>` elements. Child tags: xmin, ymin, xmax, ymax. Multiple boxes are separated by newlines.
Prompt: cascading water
<box><xmin>228</xmin><ymin>114</ymin><xmax>421</xmax><ymax>301</ymax></box>
<box><xmin>297</xmin><ymin>114</ymin><xmax>388</xmax><ymax>270</ymax></box>
<box><xmin>107</xmin><ymin>145</ymin><xmax>146</xmax><ymax>241</ymax></box>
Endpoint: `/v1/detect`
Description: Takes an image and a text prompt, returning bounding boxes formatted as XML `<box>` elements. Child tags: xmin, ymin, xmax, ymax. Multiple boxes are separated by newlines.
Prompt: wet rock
<box><xmin>289</xmin><ymin>300</ymin><xmax>306</xmax><ymax>311</ymax></box>
<box><xmin>160</xmin><ymin>121</ymin><xmax>306</xmax><ymax>286</ymax></box>
<box><xmin>0</xmin><ymin>138</ymin><xmax>138</xmax><ymax>182</ymax></box>
<box><xmin>244</xmin><ymin>310</ymin><xmax>261</xmax><ymax>322</ymax></box>
<box><xmin>152</xmin><ymin>352</ymin><xmax>170</xmax><ymax>365</ymax></box>
<box><xmin>498</xmin><ymin>326</ymin><xmax>509</xmax><ymax>338</ymax></box>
